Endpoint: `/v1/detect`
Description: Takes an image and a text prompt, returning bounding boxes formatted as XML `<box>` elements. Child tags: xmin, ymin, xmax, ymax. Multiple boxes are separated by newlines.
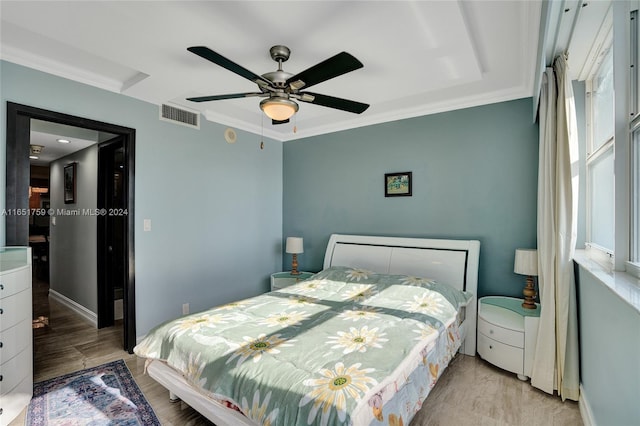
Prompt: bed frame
<box><xmin>146</xmin><ymin>234</ymin><xmax>480</xmax><ymax>425</ymax></box>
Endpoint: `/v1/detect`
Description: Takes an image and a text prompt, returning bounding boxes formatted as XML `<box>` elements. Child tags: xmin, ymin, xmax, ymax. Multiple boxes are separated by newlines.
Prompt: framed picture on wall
<box><xmin>385</xmin><ymin>171</ymin><xmax>412</xmax><ymax>197</ymax></box>
<box><xmin>64</xmin><ymin>163</ymin><xmax>76</xmax><ymax>204</ymax></box>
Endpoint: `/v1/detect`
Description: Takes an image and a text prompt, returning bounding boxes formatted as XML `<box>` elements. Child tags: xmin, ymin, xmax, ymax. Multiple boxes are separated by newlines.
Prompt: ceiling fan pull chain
<box><xmin>260</xmin><ymin>114</ymin><xmax>265</xmax><ymax>150</ymax></box>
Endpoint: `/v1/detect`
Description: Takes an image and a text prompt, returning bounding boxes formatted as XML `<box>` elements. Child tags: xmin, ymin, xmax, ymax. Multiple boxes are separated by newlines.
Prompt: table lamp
<box><xmin>514</xmin><ymin>248</ymin><xmax>538</xmax><ymax>309</ymax></box>
<box><xmin>286</xmin><ymin>237</ymin><xmax>303</xmax><ymax>275</ymax></box>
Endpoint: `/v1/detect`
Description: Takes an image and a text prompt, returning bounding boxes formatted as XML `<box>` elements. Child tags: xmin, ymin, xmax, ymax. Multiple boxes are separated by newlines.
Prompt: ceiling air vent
<box><xmin>159</xmin><ymin>104</ymin><xmax>200</xmax><ymax>129</ymax></box>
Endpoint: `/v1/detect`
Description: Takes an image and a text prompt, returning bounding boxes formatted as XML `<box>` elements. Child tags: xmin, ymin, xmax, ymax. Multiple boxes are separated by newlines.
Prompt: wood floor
<box><xmin>11</xmin><ymin>274</ymin><xmax>583</xmax><ymax>425</ymax></box>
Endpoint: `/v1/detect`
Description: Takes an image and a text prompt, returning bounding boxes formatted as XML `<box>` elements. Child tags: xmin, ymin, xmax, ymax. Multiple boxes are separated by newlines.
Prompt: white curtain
<box><xmin>532</xmin><ymin>54</ymin><xmax>580</xmax><ymax>401</ymax></box>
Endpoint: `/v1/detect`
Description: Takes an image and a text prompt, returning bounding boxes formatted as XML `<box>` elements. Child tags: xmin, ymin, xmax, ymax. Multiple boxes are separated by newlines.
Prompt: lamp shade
<box><xmin>260</xmin><ymin>98</ymin><xmax>299</xmax><ymax>121</ymax></box>
<box><xmin>514</xmin><ymin>248</ymin><xmax>538</xmax><ymax>276</ymax></box>
<box><xmin>285</xmin><ymin>237</ymin><xmax>304</xmax><ymax>254</ymax></box>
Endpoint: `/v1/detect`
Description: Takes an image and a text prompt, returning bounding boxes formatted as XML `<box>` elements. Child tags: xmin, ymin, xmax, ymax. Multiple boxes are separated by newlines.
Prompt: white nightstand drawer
<box><xmin>271</xmin><ymin>272</ymin><xmax>314</xmax><ymax>291</ymax></box>
<box><xmin>273</xmin><ymin>277</ymin><xmax>301</xmax><ymax>290</ymax></box>
<box><xmin>478</xmin><ymin>315</ymin><xmax>524</xmax><ymax>348</ymax></box>
<box><xmin>478</xmin><ymin>332</ymin><xmax>524</xmax><ymax>376</ymax></box>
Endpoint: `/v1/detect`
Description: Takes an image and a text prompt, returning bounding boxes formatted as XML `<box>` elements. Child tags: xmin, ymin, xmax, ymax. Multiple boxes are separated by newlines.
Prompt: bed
<box><xmin>135</xmin><ymin>234</ymin><xmax>480</xmax><ymax>425</ymax></box>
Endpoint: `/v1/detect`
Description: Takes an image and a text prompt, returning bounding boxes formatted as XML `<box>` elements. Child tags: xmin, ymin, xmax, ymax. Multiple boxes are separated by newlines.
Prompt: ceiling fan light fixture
<box><xmin>260</xmin><ymin>97</ymin><xmax>298</xmax><ymax>121</ymax></box>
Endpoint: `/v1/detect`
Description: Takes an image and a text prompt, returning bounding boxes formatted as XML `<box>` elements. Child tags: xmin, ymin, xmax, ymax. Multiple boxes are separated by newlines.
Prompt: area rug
<box><xmin>26</xmin><ymin>359</ymin><xmax>161</xmax><ymax>425</ymax></box>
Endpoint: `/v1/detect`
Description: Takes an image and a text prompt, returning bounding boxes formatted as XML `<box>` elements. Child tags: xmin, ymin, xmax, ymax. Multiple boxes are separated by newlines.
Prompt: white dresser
<box><xmin>0</xmin><ymin>247</ymin><xmax>32</xmax><ymax>426</ymax></box>
<box><xmin>477</xmin><ymin>296</ymin><xmax>540</xmax><ymax>381</ymax></box>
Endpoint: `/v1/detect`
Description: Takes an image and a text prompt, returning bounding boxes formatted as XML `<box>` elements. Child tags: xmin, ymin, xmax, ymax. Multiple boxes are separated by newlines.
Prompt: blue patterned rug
<box><xmin>26</xmin><ymin>359</ymin><xmax>160</xmax><ymax>425</ymax></box>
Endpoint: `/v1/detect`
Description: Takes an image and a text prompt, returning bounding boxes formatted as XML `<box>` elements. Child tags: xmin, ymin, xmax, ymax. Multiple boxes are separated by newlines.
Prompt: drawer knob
<box><xmin>489</xmin><ymin>329</ymin><xmax>494</xmax><ymax>334</ymax></box>
<box><xmin>489</xmin><ymin>345</ymin><xmax>493</xmax><ymax>349</ymax></box>
<box><xmin>0</xmin><ymin>341</ymin><xmax>3</xmax><ymax>348</ymax></box>
<box><xmin>0</xmin><ymin>375</ymin><xmax>3</xmax><ymax>381</ymax></box>
<box><xmin>0</xmin><ymin>284</ymin><xmax>3</xmax><ymax>290</ymax></box>
<box><xmin>0</xmin><ymin>308</ymin><xmax>3</xmax><ymax>315</ymax></box>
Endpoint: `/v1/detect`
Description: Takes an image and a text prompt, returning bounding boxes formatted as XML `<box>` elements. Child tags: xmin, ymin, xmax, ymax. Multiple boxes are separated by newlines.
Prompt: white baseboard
<box><xmin>49</xmin><ymin>289</ymin><xmax>97</xmax><ymax>327</ymax></box>
<box><xmin>579</xmin><ymin>384</ymin><xmax>595</xmax><ymax>426</ymax></box>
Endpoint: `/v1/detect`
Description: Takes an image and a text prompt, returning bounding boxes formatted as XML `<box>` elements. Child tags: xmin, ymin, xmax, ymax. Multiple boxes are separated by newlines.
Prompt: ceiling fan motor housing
<box><xmin>269</xmin><ymin>45</ymin><xmax>290</xmax><ymax>63</ymax></box>
<box><xmin>261</xmin><ymin>70</ymin><xmax>293</xmax><ymax>88</ymax></box>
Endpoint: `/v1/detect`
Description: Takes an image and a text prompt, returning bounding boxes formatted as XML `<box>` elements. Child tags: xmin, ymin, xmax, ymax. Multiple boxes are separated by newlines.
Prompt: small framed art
<box><xmin>385</xmin><ymin>171</ymin><xmax>412</xmax><ymax>197</ymax></box>
<box><xmin>64</xmin><ymin>163</ymin><xmax>76</xmax><ymax>204</ymax></box>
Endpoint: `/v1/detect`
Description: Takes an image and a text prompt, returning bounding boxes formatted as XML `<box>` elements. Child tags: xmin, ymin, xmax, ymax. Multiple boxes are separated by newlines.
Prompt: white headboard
<box><xmin>323</xmin><ymin>234</ymin><xmax>480</xmax><ymax>293</ymax></box>
<box><xmin>323</xmin><ymin>234</ymin><xmax>480</xmax><ymax>355</ymax></box>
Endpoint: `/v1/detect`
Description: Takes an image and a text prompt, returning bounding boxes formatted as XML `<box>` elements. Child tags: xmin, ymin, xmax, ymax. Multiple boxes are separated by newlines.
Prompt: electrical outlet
<box><xmin>182</xmin><ymin>303</ymin><xmax>189</xmax><ymax>315</ymax></box>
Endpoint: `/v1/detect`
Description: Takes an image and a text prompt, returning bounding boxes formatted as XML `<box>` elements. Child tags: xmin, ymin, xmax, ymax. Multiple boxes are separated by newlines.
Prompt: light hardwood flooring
<box><xmin>11</xmin><ymin>275</ymin><xmax>583</xmax><ymax>425</ymax></box>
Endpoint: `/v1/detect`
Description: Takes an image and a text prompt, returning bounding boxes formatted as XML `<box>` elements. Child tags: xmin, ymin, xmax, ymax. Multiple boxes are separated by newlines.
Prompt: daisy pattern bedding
<box><xmin>134</xmin><ymin>266</ymin><xmax>472</xmax><ymax>426</ymax></box>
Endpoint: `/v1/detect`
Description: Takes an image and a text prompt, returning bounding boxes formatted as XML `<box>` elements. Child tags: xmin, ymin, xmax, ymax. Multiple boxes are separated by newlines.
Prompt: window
<box><xmin>584</xmin><ymin>2</ymin><xmax>640</xmax><ymax>277</ymax></box>
<box><xmin>633</xmin><ymin>125</ymin><xmax>640</xmax><ymax>264</ymax></box>
<box><xmin>586</xmin><ymin>46</ymin><xmax>615</xmax><ymax>255</ymax></box>
<box><xmin>631</xmin><ymin>6</ymin><xmax>640</xmax><ymax>270</ymax></box>
<box><xmin>632</xmin><ymin>9</ymin><xmax>639</xmax><ymax>119</ymax></box>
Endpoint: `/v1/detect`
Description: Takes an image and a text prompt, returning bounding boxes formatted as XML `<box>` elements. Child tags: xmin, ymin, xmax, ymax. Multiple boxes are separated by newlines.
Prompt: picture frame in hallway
<box><xmin>385</xmin><ymin>171</ymin><xmax>412</xmax><ymax>197</ymax></box>
<box><xmin>64</xmin><ymin>163</ymin><xmax>76</xmax><ymax>204</ymax></box>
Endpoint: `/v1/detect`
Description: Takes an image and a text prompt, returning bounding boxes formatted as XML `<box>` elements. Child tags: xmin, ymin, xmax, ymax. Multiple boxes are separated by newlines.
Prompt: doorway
<box><xmin>5</xmin><ymin>102</ymin><xmax>137</xmax><ymax>353</ymax></box>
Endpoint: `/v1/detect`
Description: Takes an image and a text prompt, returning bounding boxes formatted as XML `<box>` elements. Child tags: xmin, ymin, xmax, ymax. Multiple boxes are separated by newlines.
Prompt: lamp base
<box><xmin>521</xmin><ymin>275</ymin><xmax>537</xmax><ymax>309</ymax></box>
<box><xmin>290</xmin><ymin>253</ymin><xmax>300</xmax><ymax>275</ymax></box>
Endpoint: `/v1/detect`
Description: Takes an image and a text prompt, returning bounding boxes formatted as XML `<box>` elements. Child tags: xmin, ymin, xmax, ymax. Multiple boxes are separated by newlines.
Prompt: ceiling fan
<box><xmin>186</xmin><ymin>45</ymin><xmax>369</xmax><ymax>125</ymax></box>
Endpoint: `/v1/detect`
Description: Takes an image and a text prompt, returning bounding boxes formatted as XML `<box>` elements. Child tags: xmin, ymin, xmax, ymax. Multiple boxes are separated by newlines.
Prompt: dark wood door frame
<box><xmin>5</xmin><ymin>102</ymin><xmax>137</xmax><ymax>353</ymax></box>
<box><xmin>97</xmin><ymin>136</ymin><xmax>125</xmax><ymax>330</ymax></box>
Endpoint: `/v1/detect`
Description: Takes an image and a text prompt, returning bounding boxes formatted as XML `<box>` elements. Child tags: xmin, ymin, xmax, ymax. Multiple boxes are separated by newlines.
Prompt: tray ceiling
<box><xmin>1</xmin><ymin>1</ymin><xmax>542</xmax><ymax>141</ymax></box>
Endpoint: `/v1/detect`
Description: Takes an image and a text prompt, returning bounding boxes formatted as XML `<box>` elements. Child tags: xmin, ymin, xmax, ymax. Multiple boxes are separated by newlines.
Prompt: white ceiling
<box><xmin>0</xmin><ymin>1</ymin><xmax>543</xmax><ymax>142</ymax></box>
<box><xmin>29</xmin><ymin>120</ymin><xmax>115</xmax><ymax>166</ymax></box>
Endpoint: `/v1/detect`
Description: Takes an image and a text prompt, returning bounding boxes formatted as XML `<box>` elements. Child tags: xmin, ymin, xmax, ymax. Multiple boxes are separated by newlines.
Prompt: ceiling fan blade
<box><xmin>300</xmin><ymin>92</ymin><xmax>369</xmax><ymax>114</ymax></box>
<box><xmin>272</xmin><ymin>118</ymin><xmax>290</xmax><ymax>125</ymax></box>
<box><xmin>186</xmin><ymin>92</ymin><xmax>263</xmax><ymax>102</ymax></box>
<box><xmin>286</xmin><ymin>52</ymin><xmax>363</xmax><ymax>91</ymax></box>
<box><xmin>188</xmin><ymin>46</ymin><xmax>273</xmax><ymax>87</ymax></box>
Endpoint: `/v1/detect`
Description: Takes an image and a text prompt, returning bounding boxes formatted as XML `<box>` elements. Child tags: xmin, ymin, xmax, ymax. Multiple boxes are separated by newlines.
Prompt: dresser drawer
<box><xmin>0</xmin><ymin>346</ymin><xmax>31</xmax><ymax>396</ymax></box>
<box><xmin>478</xmin><ymin>315</ymin><xmax>524</xmax><ymax>348</ymax></box>
<box><xmin>0</xmin><ymin>318</ymin><xmax>31</xmax><ymax>364</ymax></box>
<box><xmin>0</xmin><ymin>267</ymin><xmax>30</xmax><ymax>300</ymax></box>
<box><xmin>0</xmin><ymin>289</ymin><xmax>31</xmax><ymax>332</ymax></box>
<box><xmin>477</xmin><ymin>332</ymin><xmax>524</xmax><ymax>376</ymax></box>
<box><xmin>0</xmin><ymin>374</ymin><xmax>32</xmax><ymax>425</ymax></box>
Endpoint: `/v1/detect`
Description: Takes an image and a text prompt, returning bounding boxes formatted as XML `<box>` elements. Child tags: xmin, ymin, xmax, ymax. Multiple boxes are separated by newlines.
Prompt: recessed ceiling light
<box><xmin>29</xmin><ymin>155</ymin><xmax>39</xmax><ymax>160</ymax></box>
<box><xmin>57</xmin><ymin>138</ymin><xmax>70</xmax><ymax>144</ymax></box>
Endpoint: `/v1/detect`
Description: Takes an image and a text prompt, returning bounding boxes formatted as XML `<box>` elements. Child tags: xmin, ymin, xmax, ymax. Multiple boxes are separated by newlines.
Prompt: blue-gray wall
<box><xmin>283</xmin><ymin>98</ymin><xmax>539</xmax><ymax>298</ymax></box>
<box><xmin>575</xmin><ymin>265</ymin><xmax>640</xmax><ymax>425</ymax></box>
<box><xmin>0</xmin><ymin>60</ymin><xmax>283</xmax><ymax>336</ymax></box>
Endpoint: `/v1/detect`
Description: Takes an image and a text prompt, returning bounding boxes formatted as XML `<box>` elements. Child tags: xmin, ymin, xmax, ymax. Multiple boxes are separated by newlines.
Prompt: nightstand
<box><xmin>270</xmin><ymin>271</ymin><xmax>314</xmax><ymax>291</ymax></box>
<box><xmin>477</xmin><ymin>296</ymin><xmax>540</xmax><ymax>381</ymax></box>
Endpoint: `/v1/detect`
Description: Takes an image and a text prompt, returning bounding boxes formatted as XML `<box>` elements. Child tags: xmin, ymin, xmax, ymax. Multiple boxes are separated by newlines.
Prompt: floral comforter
<box><xmin>134</xmin><ymin>266</ymin><xmax>472</xmax><ymax>426</ymax></box>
